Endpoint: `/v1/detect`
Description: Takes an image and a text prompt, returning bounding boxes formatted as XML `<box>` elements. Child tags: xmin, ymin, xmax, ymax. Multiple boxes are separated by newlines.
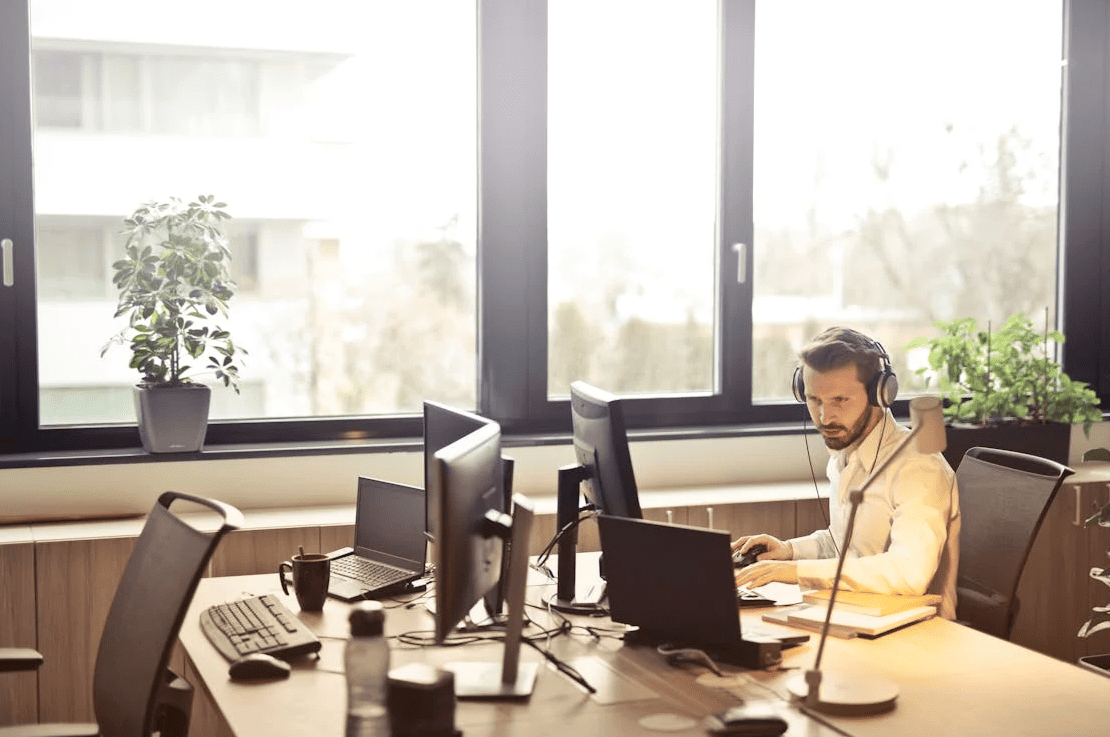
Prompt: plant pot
<box><xmin>1079</xmin><ymin>653</ymin><xmax>1110</xmax><ymax>678</ymax></box>
<box><xmin>134</xmin><ymin>384</ymin><xmax>211</xmax><ymax>453</ymax></box>
<box><xmin>942</xmin><ymin>421</ymin><xmax>1071</xmax><ymax>471</ymax></box>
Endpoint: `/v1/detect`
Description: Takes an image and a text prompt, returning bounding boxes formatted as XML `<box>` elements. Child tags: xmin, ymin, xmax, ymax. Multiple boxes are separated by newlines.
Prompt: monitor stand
<box><xmin>543</xmin><ymin>463</ymin><xmax>608</xmax><ymax>614</ymax></box>
<box><xmin>446</xmin><ymin>494</ymin><xmax>539</xmax><ymax>699</ymax></box>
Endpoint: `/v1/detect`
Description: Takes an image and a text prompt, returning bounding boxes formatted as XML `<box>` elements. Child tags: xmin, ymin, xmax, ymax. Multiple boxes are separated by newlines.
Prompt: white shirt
<box><xmin>788</xmin><ymin>408</ymin><xmax>961</xmax><ymax>620</ymax></box>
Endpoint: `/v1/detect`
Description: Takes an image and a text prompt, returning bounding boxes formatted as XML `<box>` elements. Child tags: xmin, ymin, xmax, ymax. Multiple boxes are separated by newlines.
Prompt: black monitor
<box><xmin>570</xmin><ymin>381</ymin><xmax>642</xmax><ymax>518</ymax></box>
<box><xmin>423</xmin><ymin>400</ymin><xmax>513</xmax><ymax>619</ymax></box>
<box><xmin>428</xmin><ymin>418</ymin><xmax>538</xmax><ymax>698</ymax></box>
<box><xmin>551</xmin><ymin>381</ymin><xmax>643</xmax><ymax>611</ymax></box>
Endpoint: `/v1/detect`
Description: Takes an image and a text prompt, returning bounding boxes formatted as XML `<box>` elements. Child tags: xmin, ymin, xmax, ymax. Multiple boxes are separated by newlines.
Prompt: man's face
<box><xmin>802</xmin><ymin>363</ymin><xmax>878</xmax><ymax>450</ymax></box>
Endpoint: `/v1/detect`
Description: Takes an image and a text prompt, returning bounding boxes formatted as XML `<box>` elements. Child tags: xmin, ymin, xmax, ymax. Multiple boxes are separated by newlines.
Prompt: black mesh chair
<box><xmin>0</xmin><ymin>491</ymin><xmax>242</xmax><ymax>737</ymax></box>
<box><xmin>955</xmin><ymin>446</ymin><xmax>1073</xmax><ymax>640</ymax></box>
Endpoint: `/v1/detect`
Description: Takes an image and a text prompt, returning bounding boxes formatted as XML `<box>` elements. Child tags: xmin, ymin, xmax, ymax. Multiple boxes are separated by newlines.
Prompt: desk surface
<box><xmin>180</xmin><ymin>566</ymin><xmax>1110</xmax><ymax>737</ymax></box>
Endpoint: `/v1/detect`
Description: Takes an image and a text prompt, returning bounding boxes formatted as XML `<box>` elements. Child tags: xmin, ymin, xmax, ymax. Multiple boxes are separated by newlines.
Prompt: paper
<box><xmin>752</xmin><ymin>582</ymin><xmax>803</xmax><ymax>606</ymax></box>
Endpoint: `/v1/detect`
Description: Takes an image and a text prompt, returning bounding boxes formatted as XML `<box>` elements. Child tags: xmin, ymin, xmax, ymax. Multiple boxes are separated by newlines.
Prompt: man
<box><xmin>733</xmin><ymin>326</ymin><xmax>961</xmax><ymax>619</ymax></box>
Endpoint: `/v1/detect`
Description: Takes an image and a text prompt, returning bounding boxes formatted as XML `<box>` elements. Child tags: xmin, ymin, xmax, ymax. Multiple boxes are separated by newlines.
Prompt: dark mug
<box><xmin>278</xmin><ymin>553</ymin><xmax>331</xmax><ymax>611</ymax></box>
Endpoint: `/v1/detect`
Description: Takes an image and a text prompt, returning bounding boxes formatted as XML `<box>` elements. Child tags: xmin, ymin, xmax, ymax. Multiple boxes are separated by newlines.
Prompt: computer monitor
<box><xmin>570</xmin><ymin>381</ymin><xmax>642</xmax><ymax>518</ymax></box>
<box><xmin>551</xmin><ymin>381</ymin><xmax>643</xmax><ymax>611</ymax></box>
<box><xmin>428</xmin><ymin>419</ymin><xmax>538</xmax><ymax>698</ymax></box>
<box><xmin>423</xmin><ymin>400</ymin><xmax>513</xmax><ymax>619</ymax></box>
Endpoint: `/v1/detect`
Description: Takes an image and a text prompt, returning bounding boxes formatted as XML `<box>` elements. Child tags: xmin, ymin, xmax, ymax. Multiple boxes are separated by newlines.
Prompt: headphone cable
<box><xmin>800</xmin><ymin>408</ymin><xmax>839</xmax><ymax>558</ymax></box>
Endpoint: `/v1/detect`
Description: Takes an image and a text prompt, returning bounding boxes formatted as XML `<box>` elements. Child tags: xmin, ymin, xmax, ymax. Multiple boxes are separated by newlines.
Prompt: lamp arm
<box><xmin>806</xmin><ymin>422</ymin><xmax>923</xmax><ymax>704</ymax></box>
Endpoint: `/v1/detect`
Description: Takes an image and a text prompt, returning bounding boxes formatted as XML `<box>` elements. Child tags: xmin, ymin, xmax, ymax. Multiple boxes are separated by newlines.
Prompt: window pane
<box><xmin>547</xmin><ymin>0</ymin><xmax>718</xmax><ymax>398</ymax></box>
<box><xmin>752</xmin><ymin>1</ymin><xmax>1063</xmax><ymax>401</ymax></box>
<box><xmin>30</xmin><ymin>0</ymin><xmax>477</xmax><ymax>425</ymax></box>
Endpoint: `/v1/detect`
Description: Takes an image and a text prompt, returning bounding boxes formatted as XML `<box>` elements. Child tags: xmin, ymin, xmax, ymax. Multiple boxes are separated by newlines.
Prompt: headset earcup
<box><xmin>876</xmin><ymin>370</ymin><xmax>898</xmax><ymax>408</ymax></box>
<box><xmin>792</xmin><ymin>366</ymin><xmax>805</xmax><ymax>403</ymax></box>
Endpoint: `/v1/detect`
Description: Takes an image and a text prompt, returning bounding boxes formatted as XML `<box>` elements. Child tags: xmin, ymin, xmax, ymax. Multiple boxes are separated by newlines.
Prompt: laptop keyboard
<box><xmin>332</xmin><ymin>556</ymin><xmax>412</xmax><ymax>587</ymax></box>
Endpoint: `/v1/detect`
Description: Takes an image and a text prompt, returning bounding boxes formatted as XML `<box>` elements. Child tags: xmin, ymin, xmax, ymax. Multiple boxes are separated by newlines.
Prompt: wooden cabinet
<box><xmin>0</xmin><ymin>535</ymin><xmax>36</xmax><ymax>726</ymax></box>
<box><xmin>34</xmin><ymin>536</ymin><xmax>136</xmax><ymax>722</ymax></box>
<box><xmin>1011</xmin><ymin>468</ymin><xmax>1110</xmax><ymax>664</ymax></box>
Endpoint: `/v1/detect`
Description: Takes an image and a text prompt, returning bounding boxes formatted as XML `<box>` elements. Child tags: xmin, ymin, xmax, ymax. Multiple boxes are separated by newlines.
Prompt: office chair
<box><xmin>0</xmin><ymin>491</ymin><xmax>243</xmax><ymax>737</ymax></box>
<box><xmin>955</xmin><ymin>446</ymin><xmax>1073</xmax><ymax>640</ymax></box>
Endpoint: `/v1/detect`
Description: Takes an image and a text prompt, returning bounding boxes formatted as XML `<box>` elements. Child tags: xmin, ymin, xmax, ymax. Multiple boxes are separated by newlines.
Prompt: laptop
<box><xmin>325</xmin><ymin>477</ymin><xmax>428</xmax><ymax>601</ymax></box>
<box><xmin>597</xmin><ymin>514</ymin><xmax>808</xmax><ymax>665</ymax></box>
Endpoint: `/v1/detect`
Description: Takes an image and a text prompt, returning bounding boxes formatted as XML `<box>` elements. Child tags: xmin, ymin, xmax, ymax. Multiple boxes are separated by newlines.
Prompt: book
<box><xmin>784</xmin><ymin>603</ymin><xmax>937</xmax><ymax>638</ymax></box>
<box><xmin>801</xmin><ymin>590</ymin><xmax>942</xmax><ymax>617</ymax></box>
<box><xmin>761</xmin><ymin>608</ymin><xmax>857</xmax><ymax>639</ymax></box>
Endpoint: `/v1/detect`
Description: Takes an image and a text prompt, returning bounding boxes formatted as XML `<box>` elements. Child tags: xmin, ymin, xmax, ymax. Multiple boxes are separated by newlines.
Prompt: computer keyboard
<box><xmin>200</xmin><ymin>594</ymin><xmax>322</xmax><ymax>662</ymax></box>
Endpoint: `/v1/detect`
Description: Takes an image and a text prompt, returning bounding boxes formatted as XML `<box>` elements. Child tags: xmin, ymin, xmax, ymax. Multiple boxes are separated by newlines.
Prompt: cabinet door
<box><xmin>0</xmin><ymin>541</ymin><xmax>36</xmax><ymax>725</ymax></box>
<box><xmin>1011</xmin><ymin>479</ymin><xmax>1110</xmax><ymax>663</ymax></box>
<box><xmin>1083</xmin><ymin>496</ymin><xmax>1110</xmax><ymax>658</ymax></box>
<box><xmin>35</xmin><ymin>537</ymin><xmax>135</xmax><ymax>722</ymax></box>
<box><xmin>209</xmin><ymin>527</ymin><xmax>322</xmax><ymax>577</ymax></box>
<box><xmin>688</xmin><ymin>501</ymin><xmax>795</xmax><ymax>540</ymax></box>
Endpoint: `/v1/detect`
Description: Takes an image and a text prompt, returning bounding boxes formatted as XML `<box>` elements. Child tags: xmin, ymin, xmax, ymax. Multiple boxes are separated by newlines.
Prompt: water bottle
<box><xmin>345</xmin><ymin>600</ymin><xmax>390</xmax><ymax>737</ymax></box>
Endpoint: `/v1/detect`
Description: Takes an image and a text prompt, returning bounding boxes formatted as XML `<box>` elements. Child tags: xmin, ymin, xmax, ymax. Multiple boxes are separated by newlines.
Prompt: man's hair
<box><xmin>798</xmin><ymin>326</ymin><xmax>884</xmax><ymax>385</ymax></box>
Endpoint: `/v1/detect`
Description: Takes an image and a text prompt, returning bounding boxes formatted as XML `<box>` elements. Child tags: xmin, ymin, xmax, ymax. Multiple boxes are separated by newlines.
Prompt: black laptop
<box><xmin>597</xmin><ymin>514</ymin><xmax>808</xmax><ymax>664</ymax></box>
<box><xmin>326</xmin><ymin>477</ymin><xmax>428</xmax><ymax>601</ymax></box>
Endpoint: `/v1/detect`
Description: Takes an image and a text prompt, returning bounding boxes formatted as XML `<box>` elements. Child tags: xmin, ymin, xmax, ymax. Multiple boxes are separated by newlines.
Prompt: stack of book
<box><xmin>761</xmin><ymin>590</ymin><xmax>940</xmax><ymax>639</ymax></box>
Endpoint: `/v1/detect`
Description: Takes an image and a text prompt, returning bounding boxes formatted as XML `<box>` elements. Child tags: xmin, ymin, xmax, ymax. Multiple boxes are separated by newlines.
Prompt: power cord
<box><xmin>532</xmin><ymin>504</ymin><xmax>597</xmax><ymax>577</ymax></box>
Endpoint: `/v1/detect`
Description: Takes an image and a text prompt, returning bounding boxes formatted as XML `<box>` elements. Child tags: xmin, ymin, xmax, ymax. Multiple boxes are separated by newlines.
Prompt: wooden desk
<box><xmin>179</xmin><ymin>568</ymin><xmax>1110</xmax><ymax>737</ymax></box>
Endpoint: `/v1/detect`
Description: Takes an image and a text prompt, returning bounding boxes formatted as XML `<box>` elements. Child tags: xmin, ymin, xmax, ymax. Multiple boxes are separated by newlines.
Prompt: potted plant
<box><xmin>101</xmin><ymin>194</ymin><xmax>246</xmax><ymax>453</ymax></box>
<box><xmin>905</xmin><ymin>311</ymin><xmax>1102</xmax><ymax>468</ymax></box>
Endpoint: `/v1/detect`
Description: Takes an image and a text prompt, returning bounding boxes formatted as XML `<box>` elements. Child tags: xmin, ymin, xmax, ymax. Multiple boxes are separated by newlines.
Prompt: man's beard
<box><xmin>818</xmin><ymin>407</ymin><xmax>873</xmax><ymax>451</ymax></box>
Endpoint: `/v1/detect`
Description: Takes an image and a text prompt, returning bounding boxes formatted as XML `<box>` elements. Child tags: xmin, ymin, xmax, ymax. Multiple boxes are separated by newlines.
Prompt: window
<box><xmin>0</xmin><ymin>0</ymin><xmax>1106</xmax><ymax>454</ymax></box>
<box><xmin>547</xmin><ymin>1</ymin><xmax>718</xmax><ymax>397</ymax></box>
<box><xmin>752</xmin><ymin>1</ymin><xmax>1065</xmax><ymax>401</ymax></box>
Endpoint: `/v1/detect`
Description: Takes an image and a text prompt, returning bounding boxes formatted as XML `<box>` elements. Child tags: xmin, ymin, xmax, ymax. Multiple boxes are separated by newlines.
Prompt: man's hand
<box><xmin>735</xmin><ymin>560</ymin><xmax>798</xmax><ymax>589</ymax></box>
<box><xmin>731</xmin><ymin>534</ymin><xmax>795</xmax><ymax>589</ymax></box>
<box><xmin>731</xmin><ymin>534</ymin><xmax>792</xmax><ymax>561</ymax></box>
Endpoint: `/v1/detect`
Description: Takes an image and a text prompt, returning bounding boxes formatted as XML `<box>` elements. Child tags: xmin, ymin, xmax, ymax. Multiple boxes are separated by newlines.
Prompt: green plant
<box><xmin>101</xmin><ymin>194</ymin><xmax>245</xmax><ymax>391</ymax></box>
<box><xmin>905</xmin><ymin>312</ymin><xmax>1102</xmax><ymax>433</ymax></box>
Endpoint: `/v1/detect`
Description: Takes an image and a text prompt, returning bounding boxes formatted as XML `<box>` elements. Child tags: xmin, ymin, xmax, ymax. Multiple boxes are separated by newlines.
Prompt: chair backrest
<box><xmin>92</xmin><ymin>491</ymin><xmax>242</xmax><ymax>737</ymax></box>
<box><xmin>955</xmin><ymin>446</ymin><xmax>1072</xmax><ymax>639</ymax></box>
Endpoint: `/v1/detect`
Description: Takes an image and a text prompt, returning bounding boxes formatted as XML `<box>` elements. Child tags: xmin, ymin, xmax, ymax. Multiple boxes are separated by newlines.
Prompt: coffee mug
<box><xmin>279</xmin><ymin>553</ymin><xmax>331</xmax><ymax>611</ymax></box>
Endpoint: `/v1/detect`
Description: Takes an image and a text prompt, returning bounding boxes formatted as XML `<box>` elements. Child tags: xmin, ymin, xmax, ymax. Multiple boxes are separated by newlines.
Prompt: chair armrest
<box><xmin>0</xmin><ymin>648</ymin><xmax>44</xmax><ymax>673</ymax></box>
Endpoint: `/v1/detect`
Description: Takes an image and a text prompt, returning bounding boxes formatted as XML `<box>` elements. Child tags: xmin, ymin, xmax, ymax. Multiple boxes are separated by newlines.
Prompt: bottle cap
<box><xmin>349</xmin><ymin>600</ymin><xmax>386</xmax><ymax>637</ymax></box>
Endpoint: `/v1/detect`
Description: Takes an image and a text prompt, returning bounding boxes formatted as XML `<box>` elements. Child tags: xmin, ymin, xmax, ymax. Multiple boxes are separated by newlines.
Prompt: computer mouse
<box><xmin>228</xmin><ymin>652</ymin><xmax>292</xmax><ymax>681</ymax></box>
<box><xmin>705</xmin><ymin>704</ymin><xmax>788</xmax><ymax>736</ymax></box>
<box><xmin>733</xmin><ymin>543</ymin><xmax>768</xmax><ymax>569</ymax></box>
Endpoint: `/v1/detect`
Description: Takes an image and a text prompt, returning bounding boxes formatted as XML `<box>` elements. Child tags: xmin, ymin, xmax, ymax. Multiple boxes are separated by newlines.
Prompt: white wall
<box><xmin>0</xmin><ymin>432</ymin><xmax>820</xmax><ymax>524</ymax></box>
<box><xmin>4</xmin><ymin>421</ymin><xmax>1105</xmax><ymax>525</ymax></box>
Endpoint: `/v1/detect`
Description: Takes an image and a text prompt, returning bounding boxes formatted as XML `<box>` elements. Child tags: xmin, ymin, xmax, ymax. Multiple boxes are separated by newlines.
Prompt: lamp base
<box><xmin>785</xmin><ymin>670</ymin><xmax>898</xmax><ymax>716</ymax></box>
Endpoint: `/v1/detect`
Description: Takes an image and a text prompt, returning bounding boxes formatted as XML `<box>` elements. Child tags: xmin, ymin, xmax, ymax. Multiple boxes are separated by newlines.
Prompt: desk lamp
<box><xmin>786</xmin><ymin>395</ymin><xmax>946</xmax><ymax>716</ymax></box>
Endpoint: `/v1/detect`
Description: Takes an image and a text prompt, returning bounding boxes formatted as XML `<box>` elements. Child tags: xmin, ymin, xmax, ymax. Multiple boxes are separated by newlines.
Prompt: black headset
<box><xmin>791</xmin><ymin>332</ymin><xmax>898</xmax><ymax>409</ymax></box>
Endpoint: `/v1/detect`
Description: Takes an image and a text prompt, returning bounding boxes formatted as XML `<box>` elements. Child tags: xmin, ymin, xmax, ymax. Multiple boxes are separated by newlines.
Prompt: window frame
<box><xmin>0</xmin><ymin>0</ymin><xmax>1105</xmax><ymax>456</ymax></box>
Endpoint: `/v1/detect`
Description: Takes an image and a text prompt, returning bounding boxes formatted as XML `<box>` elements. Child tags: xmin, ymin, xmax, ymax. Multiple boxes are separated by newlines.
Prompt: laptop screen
<box><xmin>354</xmin><ymin>477</ymin><xmax>427</xmax><ymax>569</ymax></box>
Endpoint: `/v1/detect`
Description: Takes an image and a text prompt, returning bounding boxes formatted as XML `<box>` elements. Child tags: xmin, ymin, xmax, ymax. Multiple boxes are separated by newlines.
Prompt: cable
<box><xmin>801</xmin><ymin>409</ymin><xmax>838</xmax><ymax>557</ymax></box>
<box><xmin>802</xmin><ymin>402</ymin><xmax>889</xmax><ymax>559</ymax></box>
<box><xmin>533</xmin><ymin>504</ymin><xmax>597</xmax><ymax>573</ymax></box>
<box><xmin>523</xmin><ymin>638</ymin><xmax>596</xmax><ymax>694</ymax></box>
<box><xmin>390</xmin><ymin>601</ymin><xmax>606</xmax><ymax>695</ymax></box>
